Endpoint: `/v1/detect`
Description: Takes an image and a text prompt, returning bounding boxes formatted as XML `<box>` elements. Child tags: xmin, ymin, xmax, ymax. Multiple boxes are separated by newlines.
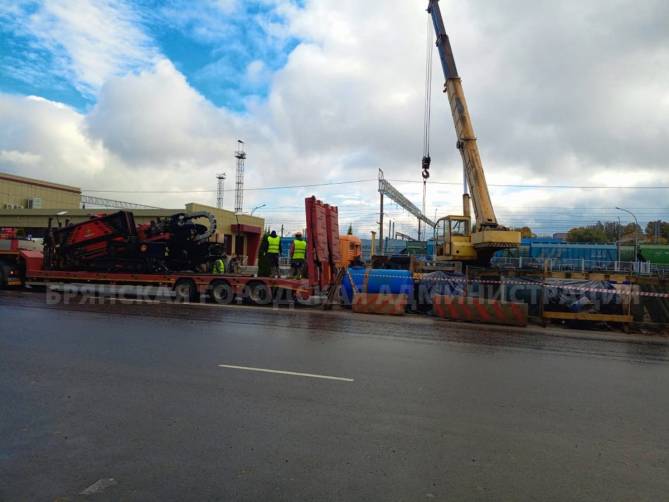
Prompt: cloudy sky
<box><xmin>0</xmin><ymin>0</ymin><xmax>668</xmax><ymax>237</ymax></box>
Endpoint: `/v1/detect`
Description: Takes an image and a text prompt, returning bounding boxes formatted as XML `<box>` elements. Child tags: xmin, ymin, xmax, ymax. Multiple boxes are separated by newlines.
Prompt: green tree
<box><xmin>645</xmin><ymin>220</ymin><xmax>669</xmax><ymax>243</ymax></box>
<box><xmin>567</xmin><ymin>226</ymin><xmax>608</xmax><ymax>244</ymax></box>
<box><xmin>347</xmin><ymin>224</ymin><xmax>353</xmax><ymax>235</ymax></box>
<box><xmin>566</xmin><ymin>220</ymin><xmax>642</xmax><ymax>244</ymax></box>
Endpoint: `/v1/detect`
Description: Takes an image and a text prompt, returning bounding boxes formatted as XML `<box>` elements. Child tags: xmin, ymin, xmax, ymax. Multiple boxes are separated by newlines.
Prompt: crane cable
<box><xmin>422</xmin><ymin>14</ymin><xmax>433</xmax><ymax>183</ymax></box>
<box><xmin>420</xmin><ymin>15</ymin><xmax>434</xmax><ymax>238</ymax></box>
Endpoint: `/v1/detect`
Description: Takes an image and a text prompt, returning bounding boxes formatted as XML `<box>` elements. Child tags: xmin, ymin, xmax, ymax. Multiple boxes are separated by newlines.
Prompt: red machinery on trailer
<box><xmin>10</xmin><ymin>197</ymin><xmax>341</xmax><ymax>304</ymax></box>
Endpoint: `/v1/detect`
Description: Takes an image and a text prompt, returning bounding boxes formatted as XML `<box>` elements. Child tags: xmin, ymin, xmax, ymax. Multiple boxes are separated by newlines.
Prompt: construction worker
<box><xmin>290</xmin><ymin>232</ymin><xmax>306</xmax><ymax>278</ymax></box>
<box><xmin>212</xmin><ymin>255</ymin><xmax>226</xmax><ymax>274</ymax></box>
<box><xmin>267</xmin><ymin>230</ymin><xmax>281</xmax><ymax>278</ymax></box>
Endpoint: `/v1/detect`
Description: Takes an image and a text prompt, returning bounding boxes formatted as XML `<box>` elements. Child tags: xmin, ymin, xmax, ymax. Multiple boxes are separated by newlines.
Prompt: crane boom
<box><xmin>427</xmin><ymin>0</ymin><xmax>498</xmax><ymax>229</ymax></box>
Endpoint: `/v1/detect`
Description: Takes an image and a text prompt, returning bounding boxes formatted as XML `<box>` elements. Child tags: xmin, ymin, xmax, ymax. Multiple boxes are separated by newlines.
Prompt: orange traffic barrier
<box><xmin>432</xmin><ymin>295</ymin><xmax>528</xmax><ymax>327</ymax></box>
<box><xmin>352</xmin><ymin>293</ymin><xmax>408</xmax><ymax>316</ymax></box>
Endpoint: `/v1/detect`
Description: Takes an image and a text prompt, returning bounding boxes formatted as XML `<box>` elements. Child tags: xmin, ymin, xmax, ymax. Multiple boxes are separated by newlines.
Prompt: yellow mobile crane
<box><xmin>425</xmin><ymin>0</ymin><xmax>520</xmax><ymax>265</ymax></box>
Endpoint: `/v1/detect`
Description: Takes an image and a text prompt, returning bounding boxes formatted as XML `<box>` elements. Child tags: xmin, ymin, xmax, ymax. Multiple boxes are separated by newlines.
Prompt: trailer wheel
<box><xmin>174</xmin><ymin>279</ymin><xmax>197</xmax><ymax>303</ymax></box>
<box><xmin>246</xmin><ymin>281</ymin><xmax>273</xmax><ymax>305</ymax></box>
<box><xmin>210</xmin><ymin>280</ymin><xmax>234</xmax><ymax>305</ymax></box>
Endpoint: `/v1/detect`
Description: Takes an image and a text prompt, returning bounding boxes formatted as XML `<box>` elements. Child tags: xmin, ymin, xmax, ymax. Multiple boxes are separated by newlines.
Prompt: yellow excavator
<box><xmin>425</xmin><ymin>0</ymin><xmax>520</xmax><ymax>265</ymax></box>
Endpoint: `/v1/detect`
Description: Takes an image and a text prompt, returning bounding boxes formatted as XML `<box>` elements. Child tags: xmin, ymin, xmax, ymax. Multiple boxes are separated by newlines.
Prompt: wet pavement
<box><xmin>1</xmin><ymin>290</ymin><xmax>668</xmax><ymax>501</ymax></box>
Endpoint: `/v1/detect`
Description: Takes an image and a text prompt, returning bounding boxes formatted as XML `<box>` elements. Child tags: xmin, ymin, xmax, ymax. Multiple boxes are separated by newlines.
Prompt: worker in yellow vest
<box><xmin>266</xmin><ymin>230</ymin><xmax>281</xmax><ymax>278</ymax></box>
<box><xmin>290</xmin><ymin>232</ymin><xmax>307</xmax><ymax>278</ymax></box>
<box><xmin>212</xmin><ymin>255</ymin><xmax>225</xmax><ymax>274</ymax></box>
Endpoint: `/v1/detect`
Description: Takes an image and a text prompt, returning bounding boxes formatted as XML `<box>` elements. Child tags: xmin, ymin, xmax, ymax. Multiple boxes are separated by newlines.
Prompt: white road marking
<box><xmin>218</xmin><ymin>364</ymin><xmax>354</xmax><ymax>382</ymax></box>
<box><xmin>80</xmin><ymin>478</ymin><xmax>117</xmax><ymax>495</ymax></box>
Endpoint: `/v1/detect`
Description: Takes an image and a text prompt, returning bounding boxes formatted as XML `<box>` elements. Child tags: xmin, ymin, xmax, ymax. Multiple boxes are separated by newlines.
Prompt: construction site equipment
<box><xmin>43</xmin><ymin>210</ymin><xmax>221</xmax><ymax>273</ymax></box>
<box><xmin>11</xmin><ymin>196</ymin><xmax>342</xmax><ymax>304</ymax></box>
<box><xmin>345</xmin><ymin>268</ymin><xmax>411</xmax><ymax>315</ymax></box>
<box><xmin>305</xmin><ymin>196</ymin><xmax>340</xmax><ymax>291</ymax></box>
<box><xmin>342</xmin><ymin>268</ymin><xmax>414</xmax><ymax>304</ymax></box>
<box><xmin>538</xmin><ymin>279</ymin><xmax>635</xmax><ymax>326</ymax></box>
<box><xmin>426</xmin><ymin>0</ymin><xmax>520</xmax><ymax>264</ymax></box>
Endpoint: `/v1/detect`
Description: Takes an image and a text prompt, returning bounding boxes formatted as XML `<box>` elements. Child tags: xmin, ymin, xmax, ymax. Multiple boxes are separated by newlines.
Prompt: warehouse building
<box><xmin>0</xmin><ymin>172</ymin><xmax>81</xmax><ymax>209</ymax></box>
<box><xmin>0</xmin><ymin>171</ymin><xmax>264</xmax><ymax>265</ymax></box>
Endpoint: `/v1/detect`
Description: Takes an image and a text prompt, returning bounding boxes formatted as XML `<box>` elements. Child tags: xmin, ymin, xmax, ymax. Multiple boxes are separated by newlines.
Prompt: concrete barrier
<box><xmin>352</xmin><ymin>293</ymin><xmax>408</xmax><ymax>316</ymax></box>
<box><xmin>432</xmin><ymin>295</ymin><xmax>528</xmax><ymax>327</ymax></box>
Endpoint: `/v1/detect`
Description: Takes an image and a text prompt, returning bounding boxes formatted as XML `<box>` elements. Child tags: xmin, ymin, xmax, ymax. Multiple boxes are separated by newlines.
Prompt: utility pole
<box><xmin>370</xmin><ymin>231</ymin><xmax>377</xmax><ymax>258</ymax></box>
<box><xmin>617</xmin><ymin>216</ymin><xmax>621</xmax><ymax>268</ymax></box>
<box><xmin>379</xmin><ymin>192</ymin><xmax>384</xmax><ymax>255</ymax></box>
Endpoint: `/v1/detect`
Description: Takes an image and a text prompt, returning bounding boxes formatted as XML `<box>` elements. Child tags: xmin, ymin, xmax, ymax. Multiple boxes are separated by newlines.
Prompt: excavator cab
<box><xmin>433</xmin><ymin>215</ymin><xmax>477</xmax><ymax>261</ymax></box>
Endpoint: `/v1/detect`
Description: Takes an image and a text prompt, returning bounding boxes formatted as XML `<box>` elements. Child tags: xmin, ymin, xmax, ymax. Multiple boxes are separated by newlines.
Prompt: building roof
<box><xmin>0</xmin><ymin>171</ymin><xmax>81</xmax><ymax>194</ymax></box>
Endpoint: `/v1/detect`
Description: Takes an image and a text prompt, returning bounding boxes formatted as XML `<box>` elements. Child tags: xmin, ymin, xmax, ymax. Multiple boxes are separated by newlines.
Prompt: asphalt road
<box><xmin>1</xmin><ymin>291</ymin><xmax>668</xmax><ymax>501</ymax></box>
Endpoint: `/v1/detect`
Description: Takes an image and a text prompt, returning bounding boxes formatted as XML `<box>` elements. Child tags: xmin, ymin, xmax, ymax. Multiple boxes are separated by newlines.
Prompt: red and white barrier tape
<box><xmin>344</xmin><ymin>271</ymin><xmax>669</xmax><ymax>299</ymax></box>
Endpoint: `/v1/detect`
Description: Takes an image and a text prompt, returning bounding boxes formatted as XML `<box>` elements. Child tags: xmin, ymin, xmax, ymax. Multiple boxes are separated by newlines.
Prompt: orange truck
<box><xmin>338</xmin><ymin>235</ymin><xmax>362</xmax><ymax>268</ymax></box>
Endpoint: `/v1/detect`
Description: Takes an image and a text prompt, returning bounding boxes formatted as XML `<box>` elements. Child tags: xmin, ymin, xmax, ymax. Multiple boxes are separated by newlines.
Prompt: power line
<box><xmin>82</xmin><ymin>178</ymin><xmax>669</xmax><ymax>194</ymax></box>
<box><xmin>83</xmin><ymin>179</ymin><xmax>377</xmax><ymax>194</ymax></box>
<box><xmin>389</xmin><ymin>180</ymin><xmax>669</xmax><ymax>189</ymax></box>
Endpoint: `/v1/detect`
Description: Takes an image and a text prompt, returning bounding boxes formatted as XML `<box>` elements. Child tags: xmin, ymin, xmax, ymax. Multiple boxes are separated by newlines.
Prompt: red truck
<box><xmin>2</xmin><ymin>197</ymin><xmax>341</xmax><ymax>305</ymax></box>
<box><xmin>0</xmin><ymin>225</ymin><xmax>46</xmax><ymax>288</ymax></box>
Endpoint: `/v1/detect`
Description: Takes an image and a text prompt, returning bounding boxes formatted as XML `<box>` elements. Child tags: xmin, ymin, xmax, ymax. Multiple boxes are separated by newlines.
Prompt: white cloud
<box><xmin>0</xmin><ymin>149</ymin><xmax>42</xmax><ymax>167</ymax></box>
<box><xmin>0</xmin><ymin>93</ymin><xmax>106</xmax><ymax>181</ymax></box>
<box><xmin>86</xmin><ymin>59</ymin><xmax>238</xmax><ymax>166</ymax></box>
<box><xmin>7</xmin><ymin>0</ymin><xmax>158</xmax><ymax>95</ymax></box>
<box><xmin>1</xmin><ymin>0</ymin><xmax>668</xmax><ymax>237</ymax></box>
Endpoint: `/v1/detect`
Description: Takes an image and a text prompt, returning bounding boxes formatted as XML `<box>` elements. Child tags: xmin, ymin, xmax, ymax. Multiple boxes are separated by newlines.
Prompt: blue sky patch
<box><xmin>0</xmin><ymin>0</ymin><xmax>304</xmax><ymax>112</ymax></box>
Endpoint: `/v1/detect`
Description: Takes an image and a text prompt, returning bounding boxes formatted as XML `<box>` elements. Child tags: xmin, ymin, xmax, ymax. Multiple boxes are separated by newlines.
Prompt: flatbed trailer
<box><xmin>5</xmin><ymin>197</ymin><xmax>341</xmax><ymax>306</ymax></box>
<box><xmin>18</xmin><ymin>249</ymin><xmax>313</xmax><ymax>304</ymax></box>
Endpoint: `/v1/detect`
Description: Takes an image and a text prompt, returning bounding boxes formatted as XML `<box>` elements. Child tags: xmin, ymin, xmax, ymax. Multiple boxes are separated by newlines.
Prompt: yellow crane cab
<box><xmin>434</xmin><ymin>215</ymin><xmax>477</xmax><ymax>261</ymax></box>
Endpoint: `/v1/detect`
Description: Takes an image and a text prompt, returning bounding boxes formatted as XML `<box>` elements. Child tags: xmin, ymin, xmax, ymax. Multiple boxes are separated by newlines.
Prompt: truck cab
<box><xmin>0</xmin><ymin>237</ymin><xmax>41</xmax><ymax>288</ymax></box>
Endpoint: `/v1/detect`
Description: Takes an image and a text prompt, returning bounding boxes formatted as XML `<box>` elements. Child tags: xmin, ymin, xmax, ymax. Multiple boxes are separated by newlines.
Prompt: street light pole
<box><xmin>251</xmin><ymin>203</ymin><xmax>266</xmax><ymax>216</ymax></box>
<box><xmin>616</xmin><ymin>206</ymin><xmax>639</xmax><ymax>270</ymax></box>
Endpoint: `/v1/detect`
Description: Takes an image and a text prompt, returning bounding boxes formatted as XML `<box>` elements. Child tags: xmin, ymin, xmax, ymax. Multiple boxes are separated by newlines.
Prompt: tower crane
<box><xmin>426</xmin><ymin>0</ymin><xmax>520</xmax><ymax>264</ymax></box>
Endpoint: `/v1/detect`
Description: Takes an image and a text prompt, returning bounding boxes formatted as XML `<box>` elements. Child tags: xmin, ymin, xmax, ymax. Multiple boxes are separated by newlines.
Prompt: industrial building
<box><xmin>0</xmin><ymin>172</ymin><xmax>81</xmax><ymax>209</ymax></box>
<box><xmin>0</xmin><ymin>171</ymin><xmax>264</xmax><ymax>265</ymax></box>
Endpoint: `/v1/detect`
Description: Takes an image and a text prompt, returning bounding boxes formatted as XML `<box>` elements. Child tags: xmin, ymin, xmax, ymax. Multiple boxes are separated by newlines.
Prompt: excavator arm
<box><xmin>427</xmin><ymin>0</ymin><xmax>498</xmax><ymax>229</ymax></box>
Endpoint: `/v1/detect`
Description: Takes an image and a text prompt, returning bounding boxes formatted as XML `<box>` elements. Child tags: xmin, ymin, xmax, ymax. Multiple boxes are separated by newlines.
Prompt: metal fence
<box><xmin>490</xmin><ymin>257</ymin><xmax>669</xmax><ymax>276</ymax></box>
